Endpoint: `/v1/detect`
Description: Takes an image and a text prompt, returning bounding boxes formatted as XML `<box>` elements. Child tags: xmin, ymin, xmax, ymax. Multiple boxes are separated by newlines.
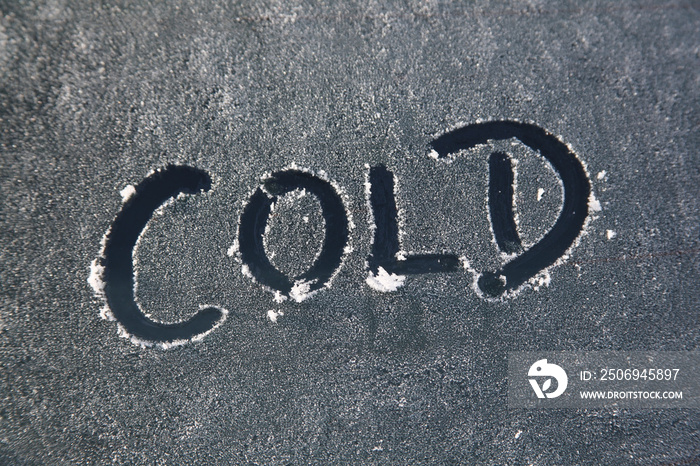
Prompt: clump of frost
<box><xmin>529</xmin><ymin>271</ymin><xmax>551</xmax><ymax>291</ymax></box>
<box><xmin>289</xmin><ymin>279</ymin><xmax>314</xmax><ymax>302</ymax></box>
<box><xmin>267</xmin><ymin>309</ymin><xmax>284</xmax><ymax>323</ymax></box>
<box><xmin>241</xmin><ymin>264</ymin><xmax>253</xmax><ymax>278</ymax></box>
<box><xmin>88</xmin><ymin>258</ymin><xmax>105</xmax><ymax>296</ymax></box>
<box><xmin>589</xmin><ymin>193</ymin><xmax>602</xmax><ymax>213</ymax></box>
<box><xmin>119</xmin><ymin>184</ymin><xmax>136</xmax><ymax>202</ymax></box>
<box><xmin>366</xmin><ymin>267</ymin><xmax>406</xmax><ymax>292</ymax></box>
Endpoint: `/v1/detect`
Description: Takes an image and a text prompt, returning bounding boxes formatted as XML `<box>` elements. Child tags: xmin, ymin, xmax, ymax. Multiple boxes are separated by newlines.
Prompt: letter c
<box><xmin>101</xmin><ymin>165</ymin><xmax>225</xmax><ymax>344</ymax></box>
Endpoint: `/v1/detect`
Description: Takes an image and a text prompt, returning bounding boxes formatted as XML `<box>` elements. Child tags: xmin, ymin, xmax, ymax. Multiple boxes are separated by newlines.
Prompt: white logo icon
<box><xmin>528</xmin><ymin>359</ymin><xmax>568</xmax><ymax>399</ymax></box>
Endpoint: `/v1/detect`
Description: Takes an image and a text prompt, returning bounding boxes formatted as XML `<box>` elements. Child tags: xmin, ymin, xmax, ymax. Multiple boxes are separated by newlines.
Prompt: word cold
<box><xmin>93</xmin><ymin>121</ymin><xmax>591</xmax><ymax>346</ymax></box>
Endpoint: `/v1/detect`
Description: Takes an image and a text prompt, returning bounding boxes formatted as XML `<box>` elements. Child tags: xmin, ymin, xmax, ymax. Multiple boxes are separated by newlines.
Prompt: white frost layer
<box><xmin>366</xmin><ymin>267</ymin><xmax>406</xmax><ymax>292</ymax></box>
<box><xmin>120</xmin><ymin>184</ymin><xmax>136</xmax><ymax>202</ymax></box>
<box><xmin>606</xmin><ymin>229</ymin><xmax>617</xmax><ymax>240</ymax></box>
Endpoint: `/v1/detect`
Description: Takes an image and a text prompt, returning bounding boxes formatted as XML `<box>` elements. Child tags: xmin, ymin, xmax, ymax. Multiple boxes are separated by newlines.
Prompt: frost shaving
<box><xmin>589</xmin><ymin>194</ymin><xmax>602</xmax><ymax>213</ymax></box>
<box><xmin>363</xmin><ymin>165</ymin><xmax>409</xmax><ymax>292</ymax></box>
<box><xmin>393</xmin><ymin>171</ymin><xmax>406</xmax><ymax>245</ymax></box>
<box><xmin>273</xmin><ymin>291</ymin><xmax>287</xmax><ymax>303</ymax></box>
<box><xmin>267</xmin><ymin>309</ymin><xmax>284</xmax><ymax>323</ymax></box>
<box><xmin>88</xmin><ymin>258</ymin><xmax>105</xmax><ymax>296</ymax></box>
<box><xmin>227</xmin><ymin>241</ymin><xmax>238</xmax><ymax>257</ymax></box>
<box><xmin>289</xmin><ymin>280</ymin><xmax>312</xmax><ymax>302</ymax></box>
<box><xmin>119</xmin><ymin>184</ymin><xmax>136</xmax><ymax>202</ymax></box>
<box><xmin>89</xmin><ymin>245</ymin><xmax>115</xmax><ymax>322</ymax></box>
<box><xmin>366</xmin><ymin>267</ymin><xmax>406</xmax><ymax>292</ymax></box>
<box><xmin>99</xmin><ymin>306</ymin><xmax>115</xmax><ymax>321</ymax></box>
<box><xmin>460</xmin><ymin>256</ymin><xmax>485</xmax><ymax>298</ymax></box>
<box><xmin>529</xmin><ymin>270</ymin><xmax>551</xmax><ymax>291</ymax></box>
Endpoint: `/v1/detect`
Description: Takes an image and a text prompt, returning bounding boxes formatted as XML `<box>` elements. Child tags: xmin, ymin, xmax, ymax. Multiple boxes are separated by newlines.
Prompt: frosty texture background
<box><xmin>1</xmin><ymin>1</ymin><xmax>698</xmax><ymax>464</ymax></box>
